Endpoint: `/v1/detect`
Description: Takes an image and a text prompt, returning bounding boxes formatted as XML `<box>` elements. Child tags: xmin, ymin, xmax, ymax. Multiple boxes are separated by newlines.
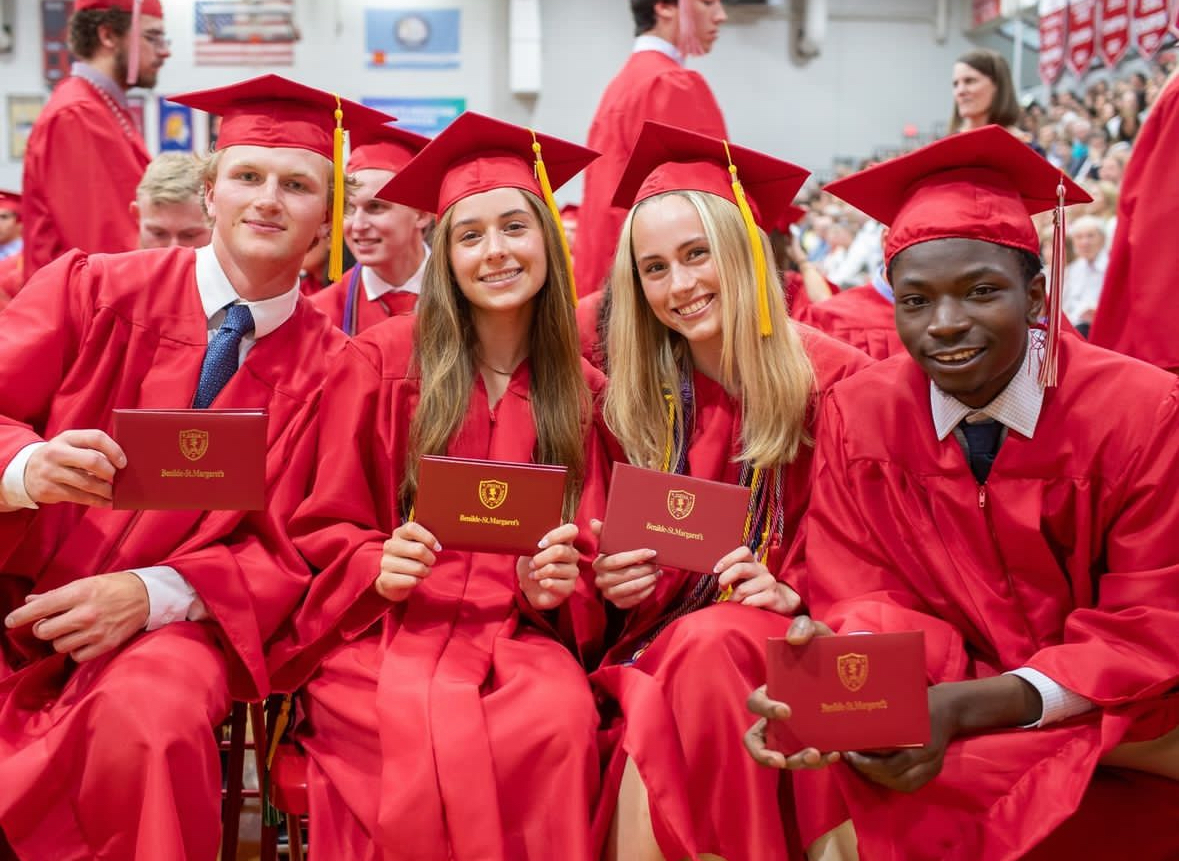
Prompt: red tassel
<box><xmin>677</xmin><ymin>0</ymin><xmax>704</xmax><ymax>57</ymax></box>
<box><xmin>1039</xmin><ymin>177</ymin><xmax>1066</xmax><ymax>388</ymax></box>
<box><xmin>126</xmin><ymin>0</ymin><xmax>143</xmax><ymax>86</ymax></box>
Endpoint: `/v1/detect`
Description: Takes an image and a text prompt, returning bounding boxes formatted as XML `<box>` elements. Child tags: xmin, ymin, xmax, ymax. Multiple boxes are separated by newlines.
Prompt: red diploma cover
<box><xmin>766</xmin><ymin>632</ymin><xmax>930</xmax><ymax>752</ymax></box>
<box><xmin>111</xmin><ymin>409</ymin><xmax>268</xmax><ymax>511</ymax></box>
<box><xmin>597</xmin><ymin>462</ymin><xmax>751</xmax><ymax>573</ymax></box>
<box><xmin>413</xmin><ymin>455</ymin><xmax>567</xmax><ymax>556</ymax></box>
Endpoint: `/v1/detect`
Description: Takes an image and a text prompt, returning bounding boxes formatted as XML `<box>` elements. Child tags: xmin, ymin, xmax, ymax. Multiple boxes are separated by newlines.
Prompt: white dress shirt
<box><xmin>361</xmin><ymin>244</ymin><xmax>429</xmax><ymax>301</ymax></box>
<box><xmin>930</xmin><ymin>339</ymin><xmax>1095</xmax><ymax>728</ymax></box>
<box><xmin>0</xmin><ymin>244</ymin><xmax>300</xmax><ymax>629</ymax></box>
<box><xmin>633</xmin><ymin>34</ymin><xmax>683</xmax><ymax>64</ymax></box>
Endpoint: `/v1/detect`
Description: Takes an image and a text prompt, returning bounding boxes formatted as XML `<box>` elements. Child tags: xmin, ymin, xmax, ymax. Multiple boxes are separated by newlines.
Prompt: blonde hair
<box><xmin>604</xmin><ymin>190</ymin><xmax>815</xmax><ymax>470</ymax></box>
<box><xmin>402</xmin><ymin>189</ymin><xmax>590</xmax><ymax>520</ymax></box>
<box><xmin>137</xmin><ymin>153</ymin><xmax>207</xmax><ymax>206</ymax></box>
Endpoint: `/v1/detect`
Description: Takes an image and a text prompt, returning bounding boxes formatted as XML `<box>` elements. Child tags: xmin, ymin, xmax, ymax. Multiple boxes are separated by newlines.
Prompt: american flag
<box><xmin>194</xmin><ymin>1</ymin><xmax>296</xmax><ymax>67</ymax></box>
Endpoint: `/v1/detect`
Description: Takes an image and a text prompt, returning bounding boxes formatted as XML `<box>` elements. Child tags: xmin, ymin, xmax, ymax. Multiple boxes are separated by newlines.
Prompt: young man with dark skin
<box><xmin>743</xmin><ymin>126</ymin><xmax>1179</xmax><ymax>861</ymax></box>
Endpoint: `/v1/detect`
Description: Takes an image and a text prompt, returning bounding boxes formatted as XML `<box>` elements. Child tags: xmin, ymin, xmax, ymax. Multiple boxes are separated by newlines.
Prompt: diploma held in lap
<box><xmin>111</xmin><ymin>409</ymin><xmax>268</xmax><ymax>510</ymax></box>
<box><xmin>413</xmin><ymin>455</ymin><xmax>567</xmax><ymax>556</ymax></box>
<box><xmin>766</xmin><ymin>631</ymin><xmax>931</xmax><ymax>753</ymax></box>
<box><xmin>598</xmin><ymin>462</ymin><xmax>750</xmax><ymax>573</ymax></box>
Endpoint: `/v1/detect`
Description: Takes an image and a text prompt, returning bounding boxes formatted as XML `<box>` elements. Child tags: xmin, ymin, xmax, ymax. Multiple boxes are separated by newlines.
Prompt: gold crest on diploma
<box><xmin>179</xmin><ymin>429</ymin><xmax>210</xmax><ymax>462</ymax></box>
<box><xmin>478</xmin><ymin>479</ymin><xmax>509</xmax><ymax>510</ymax></box>
<box><xmin>666</xmin><ymin>489</ymin><xmax>696</xmax><ymax>520</ymax></box>
<box><xmin>837</xmin><ymin>652</ymin><xmax>869</xmax><ymax>692</ymax></box>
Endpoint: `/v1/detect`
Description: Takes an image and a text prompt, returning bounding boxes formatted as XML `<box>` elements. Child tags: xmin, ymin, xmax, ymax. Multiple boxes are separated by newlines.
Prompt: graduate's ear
<box><xmin>203</xmin><ymin>182</ymin><xmax>217</xmax><ymax>222</ymax></box>
<box><xmin>129</xmin><ymin>200</ymin><xmax>140</xmax><ymax>223</ymax></box>
<box><xmin>413</xmin><ymin>209</ymin><xmax>433</xmax><ymax>232</ymax></box>
<box><xmin>1025</xmin><ymin>271</ymin><xmax>1046</xmax><ymax>324</ymax></box>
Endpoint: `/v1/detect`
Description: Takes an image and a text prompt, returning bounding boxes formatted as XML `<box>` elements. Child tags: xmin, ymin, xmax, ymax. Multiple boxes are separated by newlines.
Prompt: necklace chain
<box><xmin>78</xmin><ymin>75</ymin><xmax>138</xmax><ymax>142</ymax></box>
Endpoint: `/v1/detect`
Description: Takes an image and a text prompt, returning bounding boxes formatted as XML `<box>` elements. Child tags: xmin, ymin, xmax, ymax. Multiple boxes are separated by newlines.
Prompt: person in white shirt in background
<box><xmin>1062</xmin><ymin>214</ymin><xmax>1108</xmax><ymax>337</ymax></box>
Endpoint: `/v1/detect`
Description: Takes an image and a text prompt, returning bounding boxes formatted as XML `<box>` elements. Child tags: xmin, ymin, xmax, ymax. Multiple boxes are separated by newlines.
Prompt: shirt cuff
<box><xmin>1007</xmin><ymin>667</ymin><xmax>1095</xmax><ymax>728</ymax></box>
<box><xmin>131</xmin><ymin>566</ymin><xmax>204</xmax><ymax>631</ymax></box>
<box><xmin>0</xmin><ymin>442</ymin><xmax>46</xmax><ymax>512</ymax></box>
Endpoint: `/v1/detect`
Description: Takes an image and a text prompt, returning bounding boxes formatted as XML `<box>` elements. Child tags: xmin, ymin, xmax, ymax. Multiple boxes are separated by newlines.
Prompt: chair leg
<box><xmin>287</xmin><ymin>813</ymin><xmax>305</xmax><ymax>861</ymax></box>
<box><xmin>221</xmin><ymin>702</ymin><xmax>247</xmax><ymax>861</ymax></box>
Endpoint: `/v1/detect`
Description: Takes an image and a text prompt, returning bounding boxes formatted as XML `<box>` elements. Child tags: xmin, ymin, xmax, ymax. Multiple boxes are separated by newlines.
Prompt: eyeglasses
<box><xmin>142</xmin><ymin>30</ymin><xmax>172</xmax><ymax>49</ymax></box>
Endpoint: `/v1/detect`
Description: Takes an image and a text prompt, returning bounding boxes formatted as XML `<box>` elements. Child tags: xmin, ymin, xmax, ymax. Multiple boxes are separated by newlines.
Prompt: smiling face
<box><xmin>892</xmin><ymin>238</ymin><xmax>1044</xmax><ymax>409</ymax></box>
<box><xmin>952</xmin><ymin>61</ymin><xmax>998</xmax><ymax>127</ymax></box>
<box><xmin>630</xmin><ymin>193</ymin><xmax>723</xmax><ymax>366</ymax></box>
<box><xmin>446</xmin><ymin>187</ymin><xmax>548</xmax><ymax>316</ymax></box>
<box><xmin>134</xmin><ymin>197</ymin><xmax>211</xmax><ymax>249</ymax></box>
<box><xmin>345</xmin><ymin>168</ymin><xmax>430</xmax><ymax>274</ymax></box>
<box><xmin>205</xmin><ymin>145</ymin><xmax>331</xmax><ymax>283</ymax></box>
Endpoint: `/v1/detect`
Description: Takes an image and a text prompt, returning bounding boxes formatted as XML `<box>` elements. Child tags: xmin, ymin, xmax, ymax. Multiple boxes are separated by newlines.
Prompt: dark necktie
<box><xmin>959</xmin><ymin>418</ymin><xmax>1003</xmax><ymax>484</ymax></box>
<box><xmin>193</xmin><ymin>304</ymin><xmax>255</xmax><ymax>409</ymax></box>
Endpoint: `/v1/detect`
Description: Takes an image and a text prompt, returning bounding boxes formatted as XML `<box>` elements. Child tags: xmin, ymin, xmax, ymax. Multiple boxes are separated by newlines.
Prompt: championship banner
<box><xmin>1131</xmin><ymin>0</ymin><xmax>1170</xmax><ymax>57</ymax></box>
<box><xmin>1067</xmin><ymin>0</ymin><xmax>1098</xmax><ymax>76</ymax></box>
<box><xmin>1039</xmin><ymin>0</ymin><xmax>1069</xmax><ymax>86</ymax></box>
<box><xmin>1172</xmin><ymin>0</ymin><xmax>1179</xmax><ymax>40</ymax></box>
<box><xmin>1098</xmin><ymin>0</ymin><xmax>1132</xmax><ymax>66</ymax></box>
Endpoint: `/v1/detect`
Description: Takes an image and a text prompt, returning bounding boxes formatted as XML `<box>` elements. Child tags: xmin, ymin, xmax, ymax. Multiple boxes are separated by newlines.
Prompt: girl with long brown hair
<box><xmin>590</xmin><ymin>122</ymin><xmax>872</xmax><ymax>861</ymax></box>
<box><xmin>268</xmin><ymin>113</ymin><xmax>609</xmax><ymax>861</ymax></box>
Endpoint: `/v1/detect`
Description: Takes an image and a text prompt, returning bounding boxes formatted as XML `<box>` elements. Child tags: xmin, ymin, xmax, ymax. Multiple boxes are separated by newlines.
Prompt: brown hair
<box><xmin>631</xmin><ymin>0</ymin><xmax>673</xmax><ymax>36</ymax></box>
<box><xmin>402</xmin><ymin>190</ymin><xmax>590</xmax><ymax>520</ymax></box>
<box><xmin>950</xmin><ymin>48</ymin><xmax>1021</xmax><ymax>133</ymax></box>
<box><xmin>68</xmin><ymin>8</ymin><xmax>131</xmax><ymax>59</ymax></box>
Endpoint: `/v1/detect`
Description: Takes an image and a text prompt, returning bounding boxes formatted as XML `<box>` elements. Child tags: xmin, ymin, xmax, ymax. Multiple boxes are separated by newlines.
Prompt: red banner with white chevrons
<box><xmin>1067</xmin><ymin>0</ymin><xmax>1099</xmax><ymax>76</ymax></box>
<box><xmin>1131</xmin><ymin>0</ymin><xmax>1170</xmax><ymax>57</ymax></box>
<box><xmin>1039</xmin><ymin>0</ymin><xmax>1069</xmax><ymax>85</ymax></box>
<box><xmin>1098</xmin><ymin>0</ymin><xmax>1132</xmax><ymax>67</ymax></box>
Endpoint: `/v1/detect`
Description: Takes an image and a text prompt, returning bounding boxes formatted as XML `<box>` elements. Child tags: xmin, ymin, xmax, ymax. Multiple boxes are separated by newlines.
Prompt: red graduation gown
<box><xmin>1089</xmin><ymin>74</ymin><xmax>1179</xmax><ymax>370</ymax></box>
<box><xmin>799</xmin><ymin>336</ymin><xmax>1179</xmax><ymax>861</ymax></box>
<box><xmin>308</xmin><ymin>265</ymin><xmax>418</xmax><ymax>335</ymax></box>
<box><xmin>575</xmin><ymin>287</ymin><xmax>608</xmax><ymax>370</ymax></box>
<box><xmin>590</xmin><ymin>326</ymin><xmax>872</xmax><ymax>861</ymax></box>
<box><xmin>268</xmin><ymin>315</ymin><xmax>609</xmax><ymax>861</ymax></box>
<box><xmin>21</xmin><ymin>77</ymin><xmax>148</xmax><ymax>280</ymax></box>
<box><xmin>796</xmin><ymin>284</ymin><xmax>906</xmax><ymax>360</ymax></box>
<box><xmin>0</xmin><ymin>247</ymin><xmax>343</xmax><ymax>860</ymax></box>
<box><xmin>574</xmin><ymin>50</ymin><xmax>727</xmax><ymax>297</ymax></box>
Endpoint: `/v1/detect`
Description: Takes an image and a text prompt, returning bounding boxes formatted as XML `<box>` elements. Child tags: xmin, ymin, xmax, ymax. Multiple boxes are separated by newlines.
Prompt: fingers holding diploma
<box><xmin>376</xmin><ymin>521</ymin><xmax>441</xmax><ymax>601</ymax></box>
<box><xmin>23</xmin><ymin>429</ymin><xmax>127</xmax><ymax>507</ymax></box>
<box><xmin>517</xmin><ymin>522</ymin><xmax>581</xmax><ymax>611</ymax></box>
<box><xmin>589</xmin><ymin>518</ymin><xmax>660</xmax><ymax>609</ymax></box>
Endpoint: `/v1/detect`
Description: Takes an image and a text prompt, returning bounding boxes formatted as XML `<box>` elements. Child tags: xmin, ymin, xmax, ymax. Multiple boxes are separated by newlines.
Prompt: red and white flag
<box><xmin>1067</xmin><ymin>0</ymin><xmax>1099</xmax><ymax>76</ymax></box>
<box><xmin>1130</xmin><ymin>0</ymin><xmax>1170</xmax><ymax>57</ymax></box>
<box><xmin>1098</xmin><ymin>0</ymin><xmax>1132</xmax><ymax>67</ymax></box>
<box><xmin>1039</xmin><ymin>0</ymin><xmax>1069</xmax><ymax>86</ymax></box>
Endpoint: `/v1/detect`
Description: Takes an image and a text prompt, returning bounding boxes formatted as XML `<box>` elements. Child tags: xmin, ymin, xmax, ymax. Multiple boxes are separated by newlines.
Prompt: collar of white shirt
<box><xmin>929</xmin><ymin>335</ymin><xmax>1045</xmax><ymax>441</ymax></box>
<box><xmin>195</xmin><ymin>244</ymin><xmax>300</xmax><ymax>339</ymax></box>
<box><xmin>633</xmin><ymin>34</ymin><xmax>683</xmax><ymax>65</ymax></box>
<box><xmin>362</xmin><ymin>244</ymin><xmax>431</xmax><ymax>301</ymax></box>
<box><xmin>71</xmin><ymin>61</ymin><xmax>130</xmax><ymax>110</ymax></box>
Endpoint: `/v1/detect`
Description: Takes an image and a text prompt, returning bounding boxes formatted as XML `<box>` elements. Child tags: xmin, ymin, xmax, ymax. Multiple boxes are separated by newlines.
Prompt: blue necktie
<box><xmin>960</xmin><ymin>419</ymin><xmax>1003</xmax><ymax>484</ymax></box>
<box><xmin>193</xmin><ymin>304</ymin><xmax>255</xmax><ymax>409</ymax></box>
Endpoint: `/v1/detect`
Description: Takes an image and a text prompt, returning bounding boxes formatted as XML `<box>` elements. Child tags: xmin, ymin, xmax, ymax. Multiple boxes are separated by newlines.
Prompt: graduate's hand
<box><xmin>4</xmin><ymin>572</ymin><xmax>149</xmax><ymax>662</ymax></box>
<box><xmin>843</xmin><ymin>684</ymin><xmax>959</xmax><ymax>793</ymax></box>
<box><xmin>743</xmin><ymin>616</ymin><xmax>840</xmax><ymax>770</ymax></box>
<box><xmin>517</xmin><ymin>522</ymin><xmax>581</xmax><ymax>611</ymax></box>
<box><xmin>23</xmin><ymin>430</ymin><xmax>127</xmax><ymax>507</ymax></box>
<box><xmin>375</xmin><ymin>522</ymin><xmax>440</xmax><ymax>602</ymax></box>
<box><xmin>715</xmin><ymin>546</ymin><xmax>801</xmax><ymax>615</ymax></box>
<box><xmin>589</xmin><ymin>518</ymin><xmax>660</xmax><ymax>609</ymax></box>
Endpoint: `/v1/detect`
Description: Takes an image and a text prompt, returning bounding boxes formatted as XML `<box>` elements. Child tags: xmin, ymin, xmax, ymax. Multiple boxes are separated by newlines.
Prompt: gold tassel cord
<box><xmin>723</xmin><ymin>141</ymin><xmax>772</xmax><ymax>337</ymax></box>
<box><xmin>329</xmin><ymin>95</ymin><xmax>346</xmax><ymax>283</ymax></box>
<box><xmin>530</xmin><ymin>131</ymin><xmax>578</xmax><ymax>307</ymax></box>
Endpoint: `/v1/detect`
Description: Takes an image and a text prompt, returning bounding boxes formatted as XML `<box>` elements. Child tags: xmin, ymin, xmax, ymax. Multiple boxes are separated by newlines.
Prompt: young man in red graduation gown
<box><xmin>746</xmin><ymin>126</ymin><xmax>1179</xmax><ymax>861</ymax></box>
<box><xmin>1089</xmin><ymin>70</ymin><xmax>1179</xmax><ymax>372</ymax></box>
<box><xmin>0</xmin><ymin>76</ymin><xmax>391</xmax><ymax>860</ymax></box>
<box><xmin>21</xmin><ymin>0</ymin><xmax>169</xmax><ymax>280</ymax></box>
<box><xmin>310</xmin><ymin>123</ymin><xmax>432</xmax><ymax>335</ymax></box>
<box><xmin>268</xmin><ymin>113</ymin><xmax>608</xmax><ymax>861</ymax></box>
<box><xmin>573</xmin><ymin>0</ymin><xmax>728</xmax><ymax>297</ymax></box>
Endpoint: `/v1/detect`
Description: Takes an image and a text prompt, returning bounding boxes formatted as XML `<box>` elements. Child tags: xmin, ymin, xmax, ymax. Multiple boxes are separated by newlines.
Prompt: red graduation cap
<box><xmin>771</xmin><ymin>203</ymin><xmax>808</xmax><ymax>234</ymax></box>
<box><xmin>611</xmin><ymin>121</ymin><xmax>811</xmax><ymax>336</ymax></box>
<box><xmin>825</xmin><ymin>124</ymin><xmax>1091</xmax><ymax>387</ymax></box>
<box><xmin>348</xmin><ymin>123</ymin><xmax>431</xmax><ymax>174</ymax></box>
<box><xmin>0</xmin><ymin>190</ymin><xmax>20</xmax><ymax>215</ymax></box>
<box><xmin>169</xmin><ymin>75</ymin><xmax>396</xmax><ymax>282</ymax></box>
<box><xmin>75</xmin><ymin>0</ymin><xmax>163</xmax><ymax>15</ymax></box>
<box><xmin>376</xmin><ymin>112</ymin><xmax>598</xmax><ymax>303</ymax></box>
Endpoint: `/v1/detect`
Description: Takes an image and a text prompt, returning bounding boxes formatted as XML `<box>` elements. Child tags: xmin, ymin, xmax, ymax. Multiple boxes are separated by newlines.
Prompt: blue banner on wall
<box><xmin>365</xmin><ymin>8</ymin><xmax>461</xmax><ymax>69</ymax></box>
<box><xmin>158</xmin><ymin>99</ymin><xmax>194</xmax><ymax>152</ymax></box>
<box><xmin>361</xmin><ymin>97</ymin><xmax>466</xmax><ymax>137</ymax></box>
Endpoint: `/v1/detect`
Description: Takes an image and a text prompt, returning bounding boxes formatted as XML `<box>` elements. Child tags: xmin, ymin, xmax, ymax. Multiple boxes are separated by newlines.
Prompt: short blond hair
<box><xmin>137</xmin><ymin>153</ymin><xmax>206</xmax><ymax>206</ymax></box>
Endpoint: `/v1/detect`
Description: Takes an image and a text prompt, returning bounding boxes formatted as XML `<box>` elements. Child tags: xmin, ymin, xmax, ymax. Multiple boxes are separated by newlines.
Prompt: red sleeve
<box><xmin>24</xmin><ymin>107</ymin><xmax>140</xmax><ymax>273</ymax></box>
<box><xmin>802</xmin><ymin>393</ymin><xmax>970</xmax><ymax>683</ymax></box>
<box><xmin>1025</xmin><ymin>381</ymin><xmax>1179</xmax><ymax>704</ymax></box>
<box><xmin>0</xmin><ymin>250</ymin><xmax>92</xmax><ymax>469</ymax></box>
<box><xmin>267</xmin><ymin>341</ymin><xmax>398</xmax><ymax>691</ymax></box>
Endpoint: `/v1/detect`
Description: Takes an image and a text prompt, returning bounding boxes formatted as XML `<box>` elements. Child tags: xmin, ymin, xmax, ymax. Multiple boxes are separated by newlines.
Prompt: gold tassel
<box><xmin>530</xmin><ymin>131</ymin><xmax>578</xmax><ymax>307</ymax></box>
<box><xmin>724</xmin><ymin>141</ymin><xmax>772</xmax><ymax>337</ymax></box>
<box><xmin>1039</xmin><ymin>177</ymin><xmax>1066</xmax><ymax>388</ymax></box>
<box><xmin>329</xmin><ymin>95</ymin><xmax>346</xmax><ymax>283</ymax></box>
